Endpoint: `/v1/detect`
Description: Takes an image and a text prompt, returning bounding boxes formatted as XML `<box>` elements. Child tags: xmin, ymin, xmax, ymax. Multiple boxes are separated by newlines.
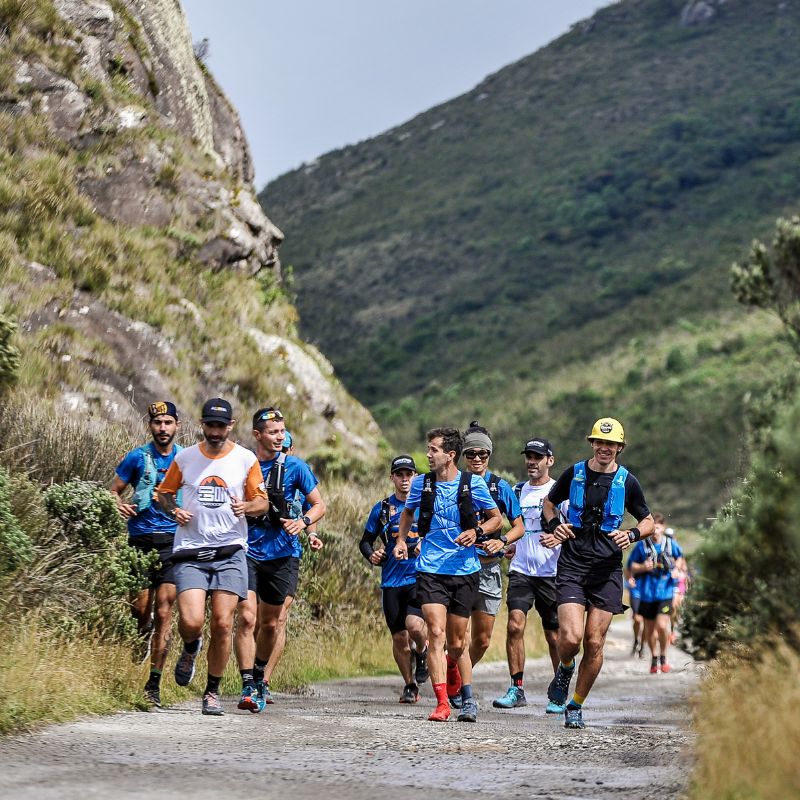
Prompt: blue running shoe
<box><xmin>493</xmin><ymin>686</ymin><xmax>527</xmax><ymax>709</ymax></box>
<box><xmin>174</xmin><ymin>637</ymin><xmax>202</xmax><ymax>687</ymax></box>
<box><xmin>546</xmin><ymin>700</ymin><xmax>566</xmax><ymax>714</ymax></box>
<box><xmin>259</xmin><ymin>681</ymin><xmax>274</xmax><ymax>705</ymax></box>
<box><xmin>457</xmin><ymin>698</ymin><xmax>478</xmax><ymax>722</ymax></box>
<box><xmin>564</xmin><ymin>706</ymin><xmax>585</xmax><ymax>729</ymax></box>
<box><xmin>448</xmin><ymin>693</ymin><xmax>463</xmax><ymax>709</ymax></box>
<box><xmin>238</xmin><ymin>685</ymin><xmax>264</xmax><ymax>713</ymax></box>
<box><xmin>547</xmin><ymin>662</ymin><xmax>575</xmax><ymax>706</ymax></box>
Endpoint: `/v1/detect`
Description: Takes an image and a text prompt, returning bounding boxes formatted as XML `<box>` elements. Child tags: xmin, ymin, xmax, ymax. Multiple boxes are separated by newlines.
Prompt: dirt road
<box><xmin>0</xmin><ymin>620</ymin><xmax>698</xmax><ymax>799</ymax></box>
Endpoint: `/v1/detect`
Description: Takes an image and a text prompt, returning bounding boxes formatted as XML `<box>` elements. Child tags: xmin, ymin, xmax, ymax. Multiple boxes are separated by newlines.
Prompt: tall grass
<box><xmin>690</xmin><ymin>640</ymin><xmax>800</xmax><ymax>800</ymax></box>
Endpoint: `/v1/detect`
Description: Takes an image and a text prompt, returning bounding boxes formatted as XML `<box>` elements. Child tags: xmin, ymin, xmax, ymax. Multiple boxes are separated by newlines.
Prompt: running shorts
<box><xmin>555</xmin><ymin>567</ymin><xmax>625</xmax><ymax>614</ymax></box>
<box><xmin>639</xmin><ymin>598</ymin><xmax>673</xmax><ymax>620</ymax></box>
<box><xmin>249</xmin><ymin>555</ymin><xmax>300</xmax><ymax>605</ymax></box>
<box><xmin>173</xmin><ymin>547</ymin><xmax>248</xmax><ymax>600</ymax></box>
<box><xmin>415</xmin><ymin>571</ymin><xmax>480</xmax><ymax>618</ymax></box>
<box><xmin>506</xmin><ymin>572</ymin><xmax>559</xmax><ymax>630</ymax></box>
<box><xmin>472</xmin><ymin>561</ymin><xmax>502</xmax><ymax>616</ymax></box>
<box><xmin>382</xmin><ymin>584</ymin><xmax>423</xmax><ymax>634</ymax></box>
<box><xmin>128</xmin><ymin>533</ymin><xmax>176</xmax><ymax>587</ymax></box>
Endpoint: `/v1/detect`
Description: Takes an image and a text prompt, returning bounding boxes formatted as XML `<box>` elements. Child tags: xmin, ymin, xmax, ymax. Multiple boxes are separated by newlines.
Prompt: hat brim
<box><xmin>201</xmin><ymin>416</ymin><xmax>232</xmax><ymax>424</ymax></box>
<box><xmin>521</xmin><ymin>448</ymin><xmax>551</xmax><ymax>455</ymax></box>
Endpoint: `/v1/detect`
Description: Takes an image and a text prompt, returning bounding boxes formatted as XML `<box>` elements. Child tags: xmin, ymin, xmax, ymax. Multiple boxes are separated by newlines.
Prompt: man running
<box><xmin>542</xmin><ymin>417</ymin><xmax>654</xmax><ymax>729</ymax></box>
<box><xmin>240</xmin><ymin>408</ymin><xmax>325</xmax><ymax>710</ymax></box>
<box><xmin>623</xmin><ymin>557</ymin><xmax>645</xmax><ymax>658</ymax></box>
<box><xmin>157</xmin><ymin>398</ymin><xmax>268</xmax><ymax>716</ymax></box>
<box><xmin>627</xmin><ymin>512</ymin><xmax>685</xmax><ymax>674</ymax></box>
<box><xmin>360</xmin><ymin>454</ymin><xmax>429</xmax><ymax>703</ymax></box>
<box><xmin>111</xmin><ymin>400</ymin><xmax>182</xmax><ymax>707</ymax></box>
<box><xmin>493</xmin><ymin>437</ymin><xmax>565</xmax><ymax>713</ymax></box>
<box><xmin>456</xmin><ymin>422</ymin><xmax>523</xmax><ymax>706</ymax></box>
<box><xmin>395</xmin><ymin>427</ymin><xmax>501</xmax><ymax>723</ymax></box>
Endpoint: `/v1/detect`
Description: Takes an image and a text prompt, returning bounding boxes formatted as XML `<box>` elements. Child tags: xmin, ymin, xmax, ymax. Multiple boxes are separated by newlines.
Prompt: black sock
<box><xmin>254</xmin><ymin>657</ymin><xmax>267</xmax><ymax>684</ymax></box>
<box><xmin>511</xmin><ymin>672</ymin><xmax>524</xmax><ymax>687</ymax></box>
<box><xmin>184</xmin><ymin>638</ymin><xmax>201</xmax><ymax>655</ymax></box>
<box><xmin>566</xmin><ymin>701</ymin><xmax>581</xmax><ymax>711</ymax></box>
<box><xmin>659</xmin><ymin>655</ymin><xmax>666</xmax><ymax>665</ymax></box>
<box><xmin>205</xmin><ymin>674</ymin><xmax>221</xmax><ymax>694</ymax></box>
<box><xmin>240</xmin><ymin>669</ymin><xmax>255</xmax><ymax>689</ymax></box>
<box><xmin>147</xmin><ymin>669</ymin><xmax>162</xmax><ymax>687</ymax></box>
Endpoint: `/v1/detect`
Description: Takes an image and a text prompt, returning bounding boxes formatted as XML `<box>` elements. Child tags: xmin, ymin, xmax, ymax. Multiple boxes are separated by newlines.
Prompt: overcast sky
<box><xmin>182</xmin><ymin>1</ymin><xmax>605</xmax><ymax>188</ymax></box>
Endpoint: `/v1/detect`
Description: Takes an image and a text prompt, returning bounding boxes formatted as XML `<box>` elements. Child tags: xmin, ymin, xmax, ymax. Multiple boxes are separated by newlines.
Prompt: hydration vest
<box><xmin>417</xmin><ymin>471</ymin><xmax>478</xmax><ymax>537</ymax></box>
<box><xmin>513</xmin><ymin>481</ymin><xmax>524</xmax><ymax>500</ymax></box>
<box><xmin>485</xmin><ymin>472</ymin><xmax>507</xmax><ymax>517</ymax></box>
<box><xmin>377</xmin><ymin>497</ymin><xmax>397</xmax><ymax>546</ymax></box>
<box><xmin>566</xmin><ymin>461</ymin><xmax>628</xmax><ymax>532</ymax></box>
<box><xmin>131</xmin><ymin>443</ymin><xmax>182</xmax><ymax>512</ymax></box>
<box><xmin>264</xmin><ymin>452</ymin><xmax>289</xmax><ymax>527</ymax></box>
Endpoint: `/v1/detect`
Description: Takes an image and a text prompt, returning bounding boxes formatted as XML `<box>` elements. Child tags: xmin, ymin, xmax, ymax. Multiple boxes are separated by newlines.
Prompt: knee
<box><xmin>210</xmin><ymin>613</ymin><xmax>234</xmax><ymax>639</ymax></box>
<box><xmin>392</xmin><ymin>632</ymin><xmax>409</xmax><ymax>650</ymax></box>
<box><xmin>447</xmin><ymin>634</ymin><xmax>466</xmax><ymax>657</ymax></box>
<box><xmin>507</xmin><ymin>619</ymin><xmax>525</xmax><ymax>639</ymax></box>
<box><xmin>237</xmin><ymin>609</ymin><xmax>256</xmax><ymax>635</ymax></box>
<box><xmin>560</xmin><ymin>628</ymin><xmax>582</xmax><ymax>653</ymax></box>
<box><xmin>473</xmin><ymin>633</ymin><xmax>491</xmax><ymax>655</ymax></box>
<box><xmin>583</xmin><ymin>633</ymin><xmax>606</xmax><ymax>656</ymax></box>
<box><xmin>427</xmin><ymin>623</ymin><xmax>446</xmax><ymax>644</ymax></box>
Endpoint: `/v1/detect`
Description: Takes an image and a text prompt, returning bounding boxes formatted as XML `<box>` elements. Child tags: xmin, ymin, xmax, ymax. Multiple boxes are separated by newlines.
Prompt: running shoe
<box><xmin>259</xmin><ymin>681</ymin><xmax>274</xmax><ymax>705</ymax></box>
<box><xmin>237</xmin><ymin>685</ymin><xmax>264</xmax><ymax>713</ymax></box>
<box><xmin>660</xmin><ymin>662</ymin><xmax>673</xmax><ymax>674</ymax></box>
<box><xmin>446</xmin><ymin>659</ymin><xmax>462</xmax><ymax>697</ymax></box>
<box><xmin>457</xmin><ymin>698</ymin><xmax>478</xmax><ymax>723</ymax></box>
<box><xmin>144</xmin><ymin>682</ymin><xmax>161</xmax><ymax>709</ymax></box>
<box><xmin>399</xmin><ymin>683</ymin><xmax>419</xmax><ymax>704</ymax></box>
<box><xmin>414</xmin><ymin>647</ymin><xmax>429</xmax><ymax>685</ymax></box>
<box><xmin>630</xmin><ymin>639</ymin><xmax>640</xmax><ymax>657</ymax></box>
<box><xmin>547</xmin><ymin>662</ymin><xmax>575</xmax><ymax>706</ymax></box>
<box><xmin>545</xmin><ymin>700</ymin><xmax>566</xmax><ymax>714</ymax></box>
<box><xmin>493</xmin><ymin>686</ymin><xmax>527</xmax><ymax>709</ymax></box>
<box><xmin>669</xmin><ymin>631</ymin><xmax>678</xmax><ymax>645</ymax></box>
<box><xmin>202</xmin><ymin>691</ymin><xmax>224</xmax><ymax>716</ymax></box>
<box><xmin>564</xmin><ymin>706</ymin><xmax>585</xmax><ymax>729</ymax></box>
<box><xmin>448</xmin><ymin>693</ymin><xmax>463</xmax><ymax>709</ymax></box>
<box><xmin>428</xmin><ymin>702</ymin><xmax>451</xmax><ymax>722</ymax></box>
<box><xmin>174</xmin><ymin>637</ymin><xmax>202</xmax><ymax>687</ymax></box>
<box><xmin>649</xmin><ymin>663</ymin><xmax>659</xmax><ymax>674</ymax></box>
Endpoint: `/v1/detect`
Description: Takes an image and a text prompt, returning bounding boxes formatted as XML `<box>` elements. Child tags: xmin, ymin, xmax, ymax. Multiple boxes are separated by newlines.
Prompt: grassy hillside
<box><xmin>262</xmin><ymin>0</ymin><xmax>800</xmax><ymax>522</ymax></box>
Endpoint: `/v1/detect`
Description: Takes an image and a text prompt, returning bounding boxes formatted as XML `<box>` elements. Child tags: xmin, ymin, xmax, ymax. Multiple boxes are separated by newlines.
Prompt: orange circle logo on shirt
<box><xmin>197</xmin><ymin>476</ymin><xmax>229</xmax><ymax>508</ymax></box>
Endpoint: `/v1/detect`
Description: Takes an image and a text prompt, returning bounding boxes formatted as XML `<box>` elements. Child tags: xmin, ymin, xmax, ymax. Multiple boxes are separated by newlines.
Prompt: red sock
<box><xmin>433</xmin><ymin>682</ymin><xmax>448</xmax><ymax>706</ymax></box>
<box><xmin>446</xmin><ymin>655</ymin><xmax>457</xmax><ymax>671</ymax></box>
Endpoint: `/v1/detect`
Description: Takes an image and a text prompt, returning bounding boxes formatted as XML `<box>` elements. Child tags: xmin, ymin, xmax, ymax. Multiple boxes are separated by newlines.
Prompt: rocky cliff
<box><xmin>0</xmin><ymin>0</ymin><xmax>380</xmax><ymax>459</ymax></box>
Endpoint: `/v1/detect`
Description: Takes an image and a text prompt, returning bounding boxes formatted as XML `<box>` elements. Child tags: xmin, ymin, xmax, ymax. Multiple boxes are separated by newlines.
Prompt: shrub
<box><xmin>0</xmin><ymin>312</ymin><xmax>20</xmax><ymax>392</ymax></box>
<box><xmin>0</xmin><ymin>467</ymin><xmax>33</xmax><ymax>576</ymax></box>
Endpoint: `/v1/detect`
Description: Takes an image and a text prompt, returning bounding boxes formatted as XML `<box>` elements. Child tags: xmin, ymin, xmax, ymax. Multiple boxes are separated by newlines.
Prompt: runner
<box><xmin>243</xmin><ymin>408</ymin><xmax>325</xmax><ymax>710</ymax></box>
<box><xmin>666</xmin><ymin>526</ymin><xmax>689</xmax><ymax>644</ymax></box>
<box><xmin>493</xmin><ymin>436</ymin><xmax>566</xmax><ymax>713</ymax></box>
<box><xmin>452</xmin><ymin>423</ymin><xmax>523</xmax><ymax>708</ymax></box>
<box><xmin>542</xmin><ymin>417</ymin><xmax>654</xmax><ymax>729</ymax></box>
<box><xmin>360</xmin><ymin>454</ymin><xmax>429</xmax><ymax>703</ymax></box>
<box><xmin>627</xmin><ymin>512</ymin><xmax>685</xmax><ymax>673</ymax></box>
<box><xmin>157</xmin><ymin>398</ymin><xmax>268</xmax><ymax>716</ymax></box>
<box><xmin>111</xmin><ymin>400</ymin><xmax>182</xmax><ymax>707</ymax></box>
<box><xmin>623</xmin><ymin>557</ymin><xmax>645</xmax><ymax>658</ymax></box>
<box><xmin>395</xmin><ymin>427</ymin><xmax>501</xmax><ymax>723</ymax></box>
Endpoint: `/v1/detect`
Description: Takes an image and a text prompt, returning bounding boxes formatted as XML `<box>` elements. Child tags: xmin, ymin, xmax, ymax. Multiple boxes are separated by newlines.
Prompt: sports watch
<box><xmin>500</xmin><ymin>534</ymin><xmax>508</xmax><ymax>546</ymax></box>
<box><xmin>302</xmin><ymin>515</ymin><xmax>313</xmax><ymax>529</ymax></box>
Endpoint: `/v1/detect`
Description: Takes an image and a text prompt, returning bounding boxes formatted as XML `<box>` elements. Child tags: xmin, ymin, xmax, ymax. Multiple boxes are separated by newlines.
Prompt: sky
<box><xmin>182</xmin><ymin>1</ymin><xmax>605</xmax><ymax>188</ymax></box>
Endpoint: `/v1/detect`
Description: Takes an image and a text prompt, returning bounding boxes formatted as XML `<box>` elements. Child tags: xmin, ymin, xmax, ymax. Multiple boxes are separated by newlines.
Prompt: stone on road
<box><xmin>0</xmin><ymin>620</ymin><xmax>698</xmax><ymax>799</ymax></box>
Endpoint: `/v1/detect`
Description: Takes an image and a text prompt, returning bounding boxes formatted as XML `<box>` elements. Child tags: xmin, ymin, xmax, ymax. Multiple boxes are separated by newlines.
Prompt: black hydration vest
<box><xmin>485</xmin><ymin>472</ymin><xmax>508</xmax><ymax>517</ymax></box>
<box><xmin>417</xmin><ymin>470</ymin><xmax>478</xmax><ymax>537</ymax></box>
<box><xmin>264</xmin><ymin>452</ymin><xmax>289</xmax><ymax>527</ymax></box>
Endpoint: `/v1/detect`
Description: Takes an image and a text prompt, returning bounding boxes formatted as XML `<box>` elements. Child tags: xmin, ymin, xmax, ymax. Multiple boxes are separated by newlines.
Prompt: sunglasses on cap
<box><xmin>464</xmin><ymin>450</ymin><xmax>490</xmax><ymax>460</ymax></box>
<box><xmin>258</xmin><ymin>409</ymin><xmax>284</xmax><ymax>422</ymax></box>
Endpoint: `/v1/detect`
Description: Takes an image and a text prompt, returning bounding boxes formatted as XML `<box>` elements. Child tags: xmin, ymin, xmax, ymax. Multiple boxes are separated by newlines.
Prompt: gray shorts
<box><xmin>173</xmin><ymin>548</ymin><xmax>248</xmax><ymax>600</ymax></box>
<box><xmin>473</xmin><ymin>561</ymin><xmax>502</xmax><ymax>616</ymax></box>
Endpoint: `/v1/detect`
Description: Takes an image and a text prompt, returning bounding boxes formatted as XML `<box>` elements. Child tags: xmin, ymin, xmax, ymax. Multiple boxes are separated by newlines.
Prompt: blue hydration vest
<box><xmin>130</xmin><ymin>443</ymin><xmax>182</xmax><ymax>512</ymax></box>
<box><xmin>566</xmin><ymin>461</ymin><xmax>628</xmax><ymax>532</ymax></box>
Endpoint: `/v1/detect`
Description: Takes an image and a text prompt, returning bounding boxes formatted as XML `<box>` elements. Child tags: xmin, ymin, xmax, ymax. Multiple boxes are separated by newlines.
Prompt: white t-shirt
<box><xmin>509</xmin><ymin>479</ymin><xmax>565</xmax><ymax>578</ymax></box>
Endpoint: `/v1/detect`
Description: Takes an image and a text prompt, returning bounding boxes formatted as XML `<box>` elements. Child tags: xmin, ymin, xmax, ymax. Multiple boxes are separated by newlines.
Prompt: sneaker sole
<box><xmin>399</xmin><ymin>697</ymin><xmax>419</xmax><ymax>704</ymax></box>
<box><xmin>202</xmin><ymin>708</ymin><xmax>225</xmax><ymax>716</ymax></box>
<box><xmin>457</xmin><ymin>714</ymin><xmax>477</xmax><ymax>722</ymax></box>
<box><xmin>238</xmin><ymin>697</ymin><xmax>259</xmax><ymax>712</ymax></box>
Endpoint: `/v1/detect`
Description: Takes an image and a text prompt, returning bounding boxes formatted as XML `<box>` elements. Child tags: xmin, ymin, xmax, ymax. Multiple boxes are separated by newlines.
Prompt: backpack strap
<box><xmin>513</xmin><ymin>481</ymin><xmax>524</xmax><ymax>500</ymax></box>
<box><xmin>377</xmin><ymin>496</ymin><xmax>392</xmax><ymax>546</ymax></box>
<box><xmin>486</xmin><ymin>472</ymin><xmax>507</xmax><ymax>517</ymax></box>
<box><xmin>417</xmin><ymin>472</ymin><xmax>436</xmax><ymax>537</ymax></box>
<box><xmin>458</xmin><ymin>471</ymin><xmax>479</xmax><ymax>532</ymax></box>
<box><xmin>264</xmin><ymin>452</ymin><xmax>288</xmax><ymax>527</ymax></box>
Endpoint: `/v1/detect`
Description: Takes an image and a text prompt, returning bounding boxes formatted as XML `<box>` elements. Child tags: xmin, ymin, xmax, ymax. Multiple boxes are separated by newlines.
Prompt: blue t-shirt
<box><xmin>247</xmin><ymin>455</ymin><xmax>319</xmax><ymax>561</ymax></box>
<box><xmin>405</xmin><ymin>472</ymin><xmax>497</xmax><ymax>576</ymax></box>
<box><xmin>627</xmin><ymin>538</ymin><xmax>684</xmax><ymax>602</ymax></box>
<box><xmin>115</xmin><ymin>443</ymin><xmax>180</xmax><ymax>537</ymax></box>
<box><xmin>364</xmin><ymin>495</ymin><xmax>420</xmax><ymax>589</ymax></box>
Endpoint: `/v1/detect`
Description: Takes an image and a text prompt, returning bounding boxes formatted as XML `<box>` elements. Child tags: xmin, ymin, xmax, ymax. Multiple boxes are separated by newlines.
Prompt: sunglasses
<box><xmin>258</xmin><ymin>409</ymin><xmax>284</xmax><ymax>422</ymax></box>
<box><xmin>464</xmin><ymin>450</ymin><xmax>490</xmax><ymax>460</ymax></box>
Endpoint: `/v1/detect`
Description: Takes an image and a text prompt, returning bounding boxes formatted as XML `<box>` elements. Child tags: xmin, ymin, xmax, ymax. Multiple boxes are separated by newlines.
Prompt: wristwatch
<box><xmin>500</xmin><ymin>534</ymin><xmax>508</xmax><ymax>546</ymax></box>
<box><xmin>302</xmin><ymin>515</ymin><xmax>312</xmax><ymax>529</ymax></box>
<box><xmin>475</xmin><ymin>525</ymin><xmax>484</xmax><ymax>538</ymax></box>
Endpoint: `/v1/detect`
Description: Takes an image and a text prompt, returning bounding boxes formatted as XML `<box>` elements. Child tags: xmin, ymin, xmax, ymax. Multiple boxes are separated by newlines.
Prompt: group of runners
<box><xmin>114</xmin><ymin>398</ymin><xmax>678</xmax><ymax>729</ymax></box>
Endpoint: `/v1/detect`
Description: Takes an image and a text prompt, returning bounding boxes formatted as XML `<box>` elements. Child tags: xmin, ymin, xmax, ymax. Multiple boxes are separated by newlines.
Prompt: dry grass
<box><xmin>691</xmin><ymin>640</ymin><xmax>800</xmax><ymax>800</ymax></box>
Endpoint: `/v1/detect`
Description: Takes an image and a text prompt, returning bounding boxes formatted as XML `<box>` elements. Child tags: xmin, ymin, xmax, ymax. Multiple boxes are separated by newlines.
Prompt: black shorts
<box><xmin>506</xmin><ymin>572</ymin><xmax>559</xmax><ymax>631</ymax></box>
<box><xmin>248</xmin><ymin>556</ymin><xmax>300</xmax><ymax>605</ymax></box>
<box><xmin>639</xmin><ymin>599</ymin><xmax>673</xmax><ymax>620</ymax></box>
<box><xmin>556</xmin><ymin>567</ymin><xmax>625</xmax><ymax>614</ymax></box>
<box><xmin>415</xmin><ymin>571</ymin><xmax>480</xmax><ymax>619</ymax></box>
<box><xmin>128</xmin><ymin>533</ymin><xmax>175</xmax><ymax>587</ymax></box>
<box><xmin>382</xmin><ymin>585</ymin><xmax>424</xmax><ymax>634</ymax></box>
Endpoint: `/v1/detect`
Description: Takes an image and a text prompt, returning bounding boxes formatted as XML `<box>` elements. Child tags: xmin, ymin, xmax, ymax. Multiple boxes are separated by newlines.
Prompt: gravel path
<box><xmin>0</xmin><ymin>620</ymin><xmax>698</xmax><ymax>799</ymax></box>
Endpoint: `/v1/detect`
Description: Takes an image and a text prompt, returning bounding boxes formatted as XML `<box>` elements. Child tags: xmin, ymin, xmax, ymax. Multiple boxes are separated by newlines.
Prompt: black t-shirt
<box><xmin>548</xmin><ymin>461</ymin><xmax>650</xmax><ymax>576</ymax></box>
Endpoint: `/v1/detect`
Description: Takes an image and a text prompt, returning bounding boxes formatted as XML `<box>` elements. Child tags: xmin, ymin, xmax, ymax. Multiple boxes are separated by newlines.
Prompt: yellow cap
<box><xmin>587</xmin><ymin>417</ymin><xmax>625</xmax><ymax>444</ymax></box>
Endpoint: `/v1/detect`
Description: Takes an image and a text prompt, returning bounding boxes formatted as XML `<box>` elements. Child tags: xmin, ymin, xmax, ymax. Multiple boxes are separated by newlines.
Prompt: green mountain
<box><xmin>261</xmin><ymin>0</ymin><xmax>800</xmax><ymax>522</ymax></box>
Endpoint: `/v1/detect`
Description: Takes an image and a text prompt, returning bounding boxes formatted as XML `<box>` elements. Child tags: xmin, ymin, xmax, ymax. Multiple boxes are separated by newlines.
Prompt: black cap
<box><xmin>201</xmin><ymin>397</ymin><xmax>233</xmax><ymax>423</ymax></box>
<box><xmin>521</xmin><ymin>438</ymin><xmax>553</xmax><ymax>456</ymax></box>
<box><xmin>148</xmin><ymin>400</ymin><xmax>178</xmax><ymax>420</ymax></box>
<box><xmin>390</xmin><ymin>454</ymin><xmax>416</xmax><ymax>474</ymax></box>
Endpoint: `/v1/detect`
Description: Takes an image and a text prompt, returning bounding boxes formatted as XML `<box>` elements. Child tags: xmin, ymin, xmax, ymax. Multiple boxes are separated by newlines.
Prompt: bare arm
<box><xmin>459</xmin><ymin>506</ymin><xmax>501</xmax><ymax>547</ymax></box>
<box><xmin>394</xmin><ymin>507</ymin><xmax>415</xmax><ymax>560</ymax></box>
<box><xmin>481</xmin><ymin>513</ymin><xmax>524</xmax><ymax>555</ymax></box>
<box><xmin>110</xmin><ymin>476</ymin><xmax>137</xmax><ymax>519</ymax></box>
<box><xmin>281</xmin><ymin>487</ymin><xmax>325</xmax><ymax>535</ymax></box>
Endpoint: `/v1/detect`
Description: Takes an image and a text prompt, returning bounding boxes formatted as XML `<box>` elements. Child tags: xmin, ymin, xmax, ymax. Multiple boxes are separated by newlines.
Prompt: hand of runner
<box><xmin>117</xmin><ymin>502</ymin><xmax>137</xmax><ymax>518</ymax></box>
<box><xmin>394</xmin><ymin>540</ymin><xmax>408</xmax><ymax>560</ymax></box>
<box><xmin>553</xmin><ymin>522</ymin><xmax>575</xmax><ymax>542</ymax></box>
<box><xmin>455</xmin><ymin>528</ymin><xmax>478</xmax><ymax>547</ymax></box>
<box><xmin>641</xmin><ymin>557</ymin><xmax>655</xmax><ymax>572</ymax></box>
<box><xmin>281</xmin><ymin>517</ymin><xmax>306</xmax><ymax>536</ymax></box>
<box><xmin>539</xmin><ymin>532</ymin><xmax>560</xmax><ymax>548</ymax></box>
<box><xmin>478</xmin><ymin>538</ymin><xmax>504</xmax><ymax>555</ymax></box>
<box><xmin>308</xmin><ymin>533</ymin><xmax>324</xmax><ymax>552</ymax></box>
<box><xmin>229</xmin><ymin>495</ymin><xmax>246</xmax><ymax>518</ymax></box>
<box><xmin>503</xmin><ymin>542</ymin><xmax>516</xmax><ymax>559</ymax></box>
<box><xmin>608</xmin><ymin>528</ymin><xmax>632</xmax><ymax>549</ymax></box>
<box><xmin>369</xmin><ymin>547</ymin><xmax>386</xmax><ymax>565</ymax></box>
<box><xmin>174</xmin><ymin>508</ymin><xmax>193</xmax><ymax>526</ymax></box>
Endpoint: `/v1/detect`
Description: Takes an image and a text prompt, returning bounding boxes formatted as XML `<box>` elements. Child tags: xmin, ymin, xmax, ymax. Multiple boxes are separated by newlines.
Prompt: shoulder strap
<box><xmin>417</xmin><ymin>472</ymin><xmax>436</xmax><ymax>537</ymax></box>
<box><xmin>458</xmin><ymin>471</ymin><xmax>478</xmax><ymax>532</ymax></box>
<box><xmin>513</xmin><ymin>481</ymin><xmax>524</xmax><ymax>500</ymax></box>
<box><xmin>264</xmin><ymin>452</ymin><xmax>288</xmax><ymax>526</ymax></box>
<box><xmin>378</xmin><ymin>496</ymin><xmax>392</xmax><ymax>545</ymax></box>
